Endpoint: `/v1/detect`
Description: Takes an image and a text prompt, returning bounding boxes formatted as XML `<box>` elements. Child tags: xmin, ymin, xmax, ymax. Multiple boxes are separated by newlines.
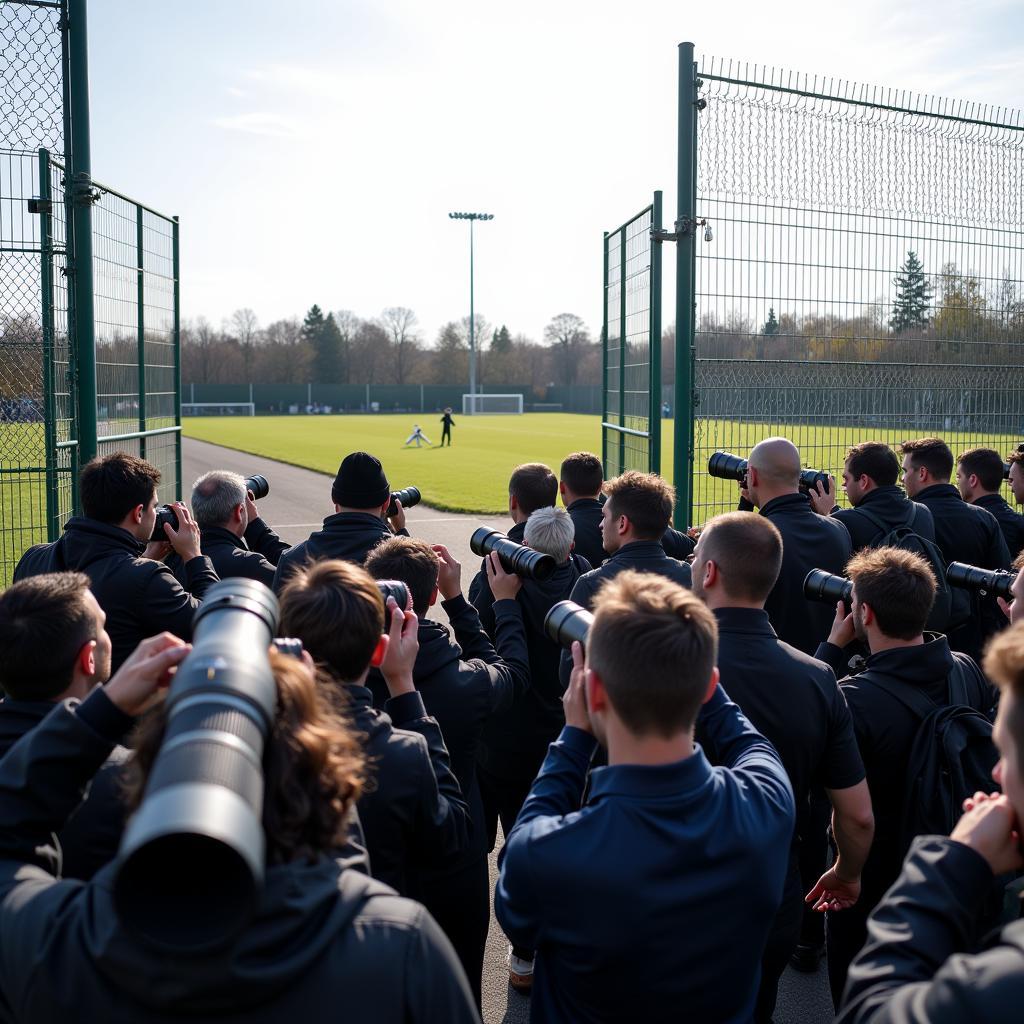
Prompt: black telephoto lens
<box><xmin>387</xmin><ymin>486</ymin><xmax>421</xmax><ymax>517</ymax></box>
<box><xmin>799</xmin><ymin>468</ymin><xmax>830</xmax><ymax>495</ymax></box>
<box><xmin>544</xmin><ymin>600</ymin><xmax>594</xmax><ymax>649</ymax></box>
<box><xmin>245</xmin><ymin>474</ymin><xmax>270</xmax><ymax>499</ymax></box>
<box><xmin>707</xmin><ymin>451</ymin><xmax>749</xmax><ymax>482</ymax></box>
<box><xmin>803</xmin><ymin>568</ymin><xmax>853</xmax><ymax>607</ymax></box>
<box><xmin>271</xmin><ymin>637</ymin><xmax>303</xmax><ymax>659</ymax></box>
<box><xmin>470</xmin><ymin>526</ymin><xmax>557</xmax><ymax>582</ymax></box>
<box><xmin>150</xmin><ymin>504</ymin><xmax>179</xmax><ymax>542</ymax></box>
<box><xmin>946</xmin><ymin>562</ymin><xmax>1016</xmax><ymax>601</ymax></box>
<box><xmin>114</xmin><ymin>579</ymin><xmax>279</xmax><ymax>952</ymax></box>
<box><xmin>376</xmin><ymin>579</ymin><xmax>411</xmax><ymax>630</ymax></box>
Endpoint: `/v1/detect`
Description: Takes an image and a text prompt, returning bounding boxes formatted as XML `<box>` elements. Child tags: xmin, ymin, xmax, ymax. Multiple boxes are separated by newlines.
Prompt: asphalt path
<box><xmin>183</xmin><ymin>437</ymin><xmax>834</xmax><ymax>1024</ymax></box>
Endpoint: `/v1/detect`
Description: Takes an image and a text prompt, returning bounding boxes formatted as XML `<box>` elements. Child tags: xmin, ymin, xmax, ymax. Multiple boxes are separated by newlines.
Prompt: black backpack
<box><xmin>872</xmin><ymin>663</ymin><xmax>998</xmax><ymax>856</ymax></box>
<box><xmin>856</xmin><ymin>503</ymin><xmax>963</xmax><ymax>633</ymax></box>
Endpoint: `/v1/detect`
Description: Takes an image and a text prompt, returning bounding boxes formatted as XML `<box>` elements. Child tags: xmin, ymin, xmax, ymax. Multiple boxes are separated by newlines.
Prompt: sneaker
<box><xmin>789</xmin><ymin>943</ymin><xmax>824</xmax><ymax>973</ymax></box>
<box><xmin>507</xmin><ymin>946</ymin><xmax>534</xmax><ymax>993</ymax></box>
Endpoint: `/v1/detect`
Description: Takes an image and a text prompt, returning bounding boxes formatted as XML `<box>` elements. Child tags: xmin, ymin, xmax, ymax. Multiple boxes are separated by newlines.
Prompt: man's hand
<box><xmin>563</xmin><ymin>641</ymin><xmax>593</xmax><ymax>733</ymax></box>
<box><xmin>827</xmin><ymin>599</ymin><xmax>856</xmax><ymax>648</ymax></box>
<box><xmin>245</xmin><ymin>490</ymin><xmax>260</xmax><ymax>524</ymax></box>
<box><xmin>142</xmin><ymin>540</ymin><xmax>172</xmax><ymax>562</ymax></box>
<box><xmin>486</xmin><ymin>550</ymin><xmax>522</xmax><ymax>601</ymax></box>
<box><xmin>809</xmin><ymin>477</ymin><xmax>836</xmax><ymax>516</ymax></box>
<box><xmin>387</xmin><ymin>498</ymin><xmax>406</xmax><ymax>533</ymax></box>
<box><xmin>997</xmin><ymin>574</ymin><xmax>1020</xmax><ymax>624</ymax></box>
<box><xmin>164</xmin><ymin>501</ymin><xmax>202</xmax><ymax>562</ymax></box>
<box><xmin>432</xmin><ymin>543</ymin><xmax>462</xmax><ymax>600</ymax></box>
<box><xmin>951</xmin><ymin>791</ymin><xmax>1024</xmax><ymax>876</ymax></box>
<box><xmin>104</xmin><ymin>633</ymin><xmax>191</xmax><ymax>716</ymax></box>
<box><xmin>806</xmin><ymin>862</ymin><xmax>861</xmax><ymax>913</ymax></box>
<box><xmin>379</xmin><ymin>598</ymin><xmax>419</xmax><ymax>698</ymax></box>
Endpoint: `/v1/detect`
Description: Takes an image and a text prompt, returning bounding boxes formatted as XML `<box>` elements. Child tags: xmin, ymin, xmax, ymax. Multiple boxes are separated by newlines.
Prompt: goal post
<box><xmin>462</xmin><ymin>393</ymin><xmax>524</xmax><ymax>415</ymax></box>
<box><xmin>181</xmin><ymin>402</ymin><xmax>255</xmax><ymax>417</ymax></box>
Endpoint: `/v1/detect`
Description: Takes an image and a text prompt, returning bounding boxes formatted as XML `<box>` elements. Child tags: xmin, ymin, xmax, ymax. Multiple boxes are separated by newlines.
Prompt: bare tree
<box><xmin>230</xmin><ymin>308</ymin><xmax>260</xmax><ymax>382</ymax></box>
<box><xmin>379</xmin><ymin>306</ymin><xmax>421</xmax><ymax>386</ymax></box>
<box><xmin>544</xmin><ymin>312</ymin><xmax>591</xmax><ymax>387</ymax></box>
<box><xmin>430</xmin><ymin>321</ymin><xmax>468</xmax><ymax>385</ymax></box>
<box><xmin>350</xmin><ymin>320</ymin><xmax>390</xmax><ymax>385</ymax></box>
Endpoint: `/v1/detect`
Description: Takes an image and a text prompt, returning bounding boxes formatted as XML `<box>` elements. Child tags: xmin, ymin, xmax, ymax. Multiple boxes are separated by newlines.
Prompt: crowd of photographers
<box><xmin>0</xmin><ymin>434</ymin><xmax>1023</xmax><ymax>1022</ymax></box>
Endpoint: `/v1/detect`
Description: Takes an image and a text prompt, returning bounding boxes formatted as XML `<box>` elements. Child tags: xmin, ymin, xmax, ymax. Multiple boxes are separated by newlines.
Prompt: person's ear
<box><xmin>968</xmin><ymin>473</ymin><xmax>979</xmax><ymax>491</ymax></box>
<box><xmin>132</xmin><ymin>503</ymin><xmax>145</xmax><ymax>524</ymax></box>
<box><xmin>369</xmin><ymin>635</ymin><xmax>388</xmax><ymax>668</ymax></box>
<box><xmin>702</xmin><ymin>665</ymin><xmax>720</xmax><ymax>704</ymax></box>
<box><xmin>617</xmin><ymin>513</ymin><xmax>629</xmax><ymax>536</ymax></box>
<box><xmin>77</xmin><ymin>639</ymin><xmax>97</xmax><ymax>679</ymax></box>
<box><xmin>559</xmin><ymin>481</ymin><xmax>567</xmax><ymax>498</ymax></box>
<box><xmin>860</xmin><ymin>601</ymin><xmax>875</xmax><ymax>628</ymax></box>
<box><xmin>429</xmin><ymin>584</ymin><xmax>439</xmax><ymax>607</ymax></box>
<box><xmin>587</xmin><ymin>668</ymin><xmax>607</xmax><ymax>714</ymax></box>
<box><xmin>236</xmin><ymin>503</ymin><xmax>246</xmax><ymax>524</ymax></box>
<box><xmin>747</xmin><ymin>466</ymin><xmax>759</xmax><ymax>489</ymax></box>
<box><xmin>704</xmin><ymin>559</ymin><xmax>717</xmax><ymax>590</ymax></box>
<box><xmin>509</xmin><ymin>494</ymin><xmax>519</xmax><ymax>512</ymax></box>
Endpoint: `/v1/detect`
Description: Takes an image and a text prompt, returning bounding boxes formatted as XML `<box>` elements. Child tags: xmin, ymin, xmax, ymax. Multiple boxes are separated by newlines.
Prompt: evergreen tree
<box><xmin>889</xmin><ymin>251</ymin><xmax>933</xmax><ymax>334</ymax></box>
<box><xmin>302</xmin><ymin>304</ymin><xmax>325</xmax><ymax>343</ymax></box>
<box><xmin>761</xmin><ymin>307</ymin><xmax>779</xmax><ymax>336</ymax></box>
<box><xmin>490</xmin><ymin>324</ymin><xmax>512</xmax><ymax>353</ymax></box>
<box><xmin>315</xmin><ymin>313</ymin><xmax>344</xmax><ymax>383</ymax></box>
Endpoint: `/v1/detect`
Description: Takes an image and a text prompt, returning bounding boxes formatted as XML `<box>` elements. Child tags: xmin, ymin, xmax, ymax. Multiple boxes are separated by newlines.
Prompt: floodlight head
<box><xmin>448</xmin><ymin>211</ymin><xmax>494</xmax><ymax>221</ymax></box>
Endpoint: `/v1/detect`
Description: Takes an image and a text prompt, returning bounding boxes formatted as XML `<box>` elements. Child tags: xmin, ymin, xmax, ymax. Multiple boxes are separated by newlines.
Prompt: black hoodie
<box><xmin>831</xmin><ymin>485</ymin><xmax>936</xmax><ymax>552</ymax></box>
<box><xmin>14</xmin><ymin>517</ymin><xmax>219</xmax><ymax>672</ymax></box>
<box><xmin>0</xmin><ymin>690</ymin><xmax>479</xmax><ymax>1024</ymax></box>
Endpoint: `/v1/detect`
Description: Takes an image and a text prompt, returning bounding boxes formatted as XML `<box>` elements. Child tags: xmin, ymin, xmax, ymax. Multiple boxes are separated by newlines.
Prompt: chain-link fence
<box><xmin>685</xmin><ymin>57</ymin><xmax>1024</xmax><ymax>522</ymax></box>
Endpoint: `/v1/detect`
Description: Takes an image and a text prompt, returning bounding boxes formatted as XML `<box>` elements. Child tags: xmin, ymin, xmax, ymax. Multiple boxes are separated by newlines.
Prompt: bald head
<box><xmin>747</xmin><ymin>437</ymin><xmax>801</xmax><ymax>507</ymax></box>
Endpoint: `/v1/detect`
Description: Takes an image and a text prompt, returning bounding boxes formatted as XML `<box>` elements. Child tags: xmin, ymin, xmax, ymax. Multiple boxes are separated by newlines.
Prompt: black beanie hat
<box><xmin>332</xmin><ymin>451</ymin><xmax>390</xmax><ymax>508</ymax></box>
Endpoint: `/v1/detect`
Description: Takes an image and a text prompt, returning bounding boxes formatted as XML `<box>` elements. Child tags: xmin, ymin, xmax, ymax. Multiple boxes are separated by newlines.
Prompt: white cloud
<box><xmin>210</xmin><ymin>112</ymin><xmax>302</xmax><ymax>139</ymax></box>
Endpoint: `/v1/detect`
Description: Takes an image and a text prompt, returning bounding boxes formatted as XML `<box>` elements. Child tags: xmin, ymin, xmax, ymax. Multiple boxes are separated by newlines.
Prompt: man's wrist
<box><xmin>383</xmin><ymin>672</ymin><xmax>416</xmax><ymax>697</ymax></box>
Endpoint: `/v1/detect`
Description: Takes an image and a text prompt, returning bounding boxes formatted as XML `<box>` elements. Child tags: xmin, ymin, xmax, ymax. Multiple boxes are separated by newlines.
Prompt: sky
<box><xmin>81</xmin><ymin>0</ymin><xmax>1024</xmax><ymax>347</ymax></box>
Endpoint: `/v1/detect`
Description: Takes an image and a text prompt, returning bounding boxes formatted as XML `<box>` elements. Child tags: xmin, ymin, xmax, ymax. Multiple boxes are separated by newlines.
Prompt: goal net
<box><xmin>181</xmin><ymin>402</ymin><xmax>255</xmax><ymax>417</ymax></box>
<box><xmin>462</xmin><ymin>393</ymin><xmax>524</xmax><ymax>415</ymax></box>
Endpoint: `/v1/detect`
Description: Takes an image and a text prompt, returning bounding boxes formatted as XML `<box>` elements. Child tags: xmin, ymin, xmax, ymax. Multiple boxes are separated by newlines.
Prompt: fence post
<box><xmin>601</xmin><ymin>232</ymin><xmax>609</xmax><ymax>470</ymax></box>
<box><xmin>136</xmin><ymin>204</ymin><xmax>146</xmax><ymax>460</ymax></box>
<box><xmin>650</xmin><ymin>191</ymin><xmax>663</xmax><ymax>475</ymax></box>
<box><xmin>67</xmin><ymin>0</ymin><xmax>98</xmax><ymax>467</ymax></box>
<box><xmin>673</xmin><ymin>40</ymin><xmax>698</xmax><ymax>526</ymax></box>
<box><xmin>172</xmin><ymin>215</ymin><xmax>182</xmax><ymax>498</ymax></box>
<box><xmin>39</xmin><ymin>149</ymin><xmax>59</xmax><ymax>539</ymax></box>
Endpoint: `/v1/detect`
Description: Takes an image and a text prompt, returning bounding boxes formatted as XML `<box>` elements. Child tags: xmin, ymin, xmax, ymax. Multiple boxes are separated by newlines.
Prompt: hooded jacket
<box><xmin>565</xmin><ymin>497</ymin><xmax>695</xmax><ymax>569</ymax></box>
<box><xmin>14</xmin><ymin>517</ymin><xmax>219</xmax><ymax>672</ymax></box>
<box><xmin>273</xmin><ymin>512</ymin><xmax>408</xmax><ymax>591</ymax></box>
<box><xmin>0</xmin><ymin>689</ymin><xmax>479</xmax><ymax>1024</ymax></box>
<box><xmin>830</xmin><ymin>485</ymin><xmax>936</xmax><ymax>552</ymax></box>
<box><xmin>973</xmin><ymin>492</ymin><xmax>1024</xmax><ymax>560</ymax></box>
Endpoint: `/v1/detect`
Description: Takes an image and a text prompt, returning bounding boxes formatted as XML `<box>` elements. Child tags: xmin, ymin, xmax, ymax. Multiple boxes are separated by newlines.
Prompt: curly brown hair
<box><xmin>123</xmin><ymin>650</ymin><xmax>365</xmax><ymax>865</ymax></box>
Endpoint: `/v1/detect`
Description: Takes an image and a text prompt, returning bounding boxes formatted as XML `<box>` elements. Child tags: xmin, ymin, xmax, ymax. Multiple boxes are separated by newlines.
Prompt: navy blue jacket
<box><xmin>494</xmin><ymin>685</ymin><xmax>795</xmax><ymax>1024</ymax></box>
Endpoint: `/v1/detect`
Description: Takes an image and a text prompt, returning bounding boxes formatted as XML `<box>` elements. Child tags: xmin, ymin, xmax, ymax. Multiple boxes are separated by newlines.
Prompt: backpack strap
<box><xmin>856</xmin><ymin>501</ymin><xmax>917</xmax><ymax>546</ymax></box>
<box><xmin>946</xmin><ymin>659</ymin><xmax>969</xmax><ymax>707</ymax></box>
<box><xmin>869</xmin><ymin>674</ymin><xmax>941</xmax><ymax>721</ymax></box>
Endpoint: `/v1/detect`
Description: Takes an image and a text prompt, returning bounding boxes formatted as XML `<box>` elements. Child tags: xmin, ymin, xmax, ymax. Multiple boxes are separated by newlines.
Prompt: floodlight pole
<box><xmin>449</xmin><ymin>211</ymin><xmax>493</xmax><ymax>412</ymax></box>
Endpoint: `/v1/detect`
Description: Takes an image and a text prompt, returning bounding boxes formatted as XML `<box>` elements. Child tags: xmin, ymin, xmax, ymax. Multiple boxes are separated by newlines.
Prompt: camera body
<box><xmin>470</xmin><ymin>527</ymin><xmax>557</xmax><ymax>581</ymax></box>
<box><xmin>376</xmin><ymin>579</ymin><xmax>411</xmax><ymax>631</ymax></box>
<box><xmin>707</xmin><ymin>451</ymin><xmax>830</xmax><ymax>496</ymax></box>
<box><xmin>803</xmin><ymin>568</ymin><xmax>853</xmax><ymax>608</ymax></box>
<box><xmin>946</xmin><ymin>561</ymin><xmax>1016</xmax><ymax>602</ymax></box>
<box><xmin>387</xmin><ymin>486</ymin><xmax>421</xmax><ymax>518</ymax></box>
<box><xmin>544</xmin><ymin>600</ymin><xmax>594</xmax><ymax>648</ymax></box>
<box><xmin>150</xmin><ymin>504</ymin><xmax>179</xmax><ymax>541</ymax></box>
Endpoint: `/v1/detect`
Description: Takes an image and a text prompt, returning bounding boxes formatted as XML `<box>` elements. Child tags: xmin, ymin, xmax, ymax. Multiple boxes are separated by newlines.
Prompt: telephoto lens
<box><xmin>150</xmin><ymin>504</ymin><xmax>179</xmax><ymax>541</ymax></box>
<box><xmin>803</xmin><ymin>568</ymin><xmax>853</xmax><ymax>607</ymax></box>
<box><xmin>946</xmin><ymin>562</ymin><xmax>1016</xmax><ymax>601</ymax></box>
<box><xmin>799</xmin><ymin>468</ymin><xmax>830</xmax><ymax>495</ymax></box>
<box><xmin>114</xmin><ymin>579</ymin><xmax>280</xmax><ymax>951</ymax></box>
<box><xmin>271</xmin><ymin>637</ymin><xmax>303</xmax><ymax>659</ymax></box>
<box><xmin>245</xmin><ymin>474</ymin><xmax>270</xmax><ymax>499</ymax></box>
<box><xmin>387</xmin><ymin>486</ymin><xmax>421</xmax><ymax>517</ymax></box>
<box><xmin>376</xmin><ymin>579</ymin><xmax>411</xmax><ymax>631</ymax></box>
<box><xmin>707</xmin><ymin>451</ymin><xmax>749</xmax><ymax>482</ymax></box>
<box><xmin>544</xmin><ymin>600</ymin><xmax>594</xmax><ymax>649</ymax></box>
<box><xmin>470</xmin><ymin>526</ymin><xmax>557</xmax><ymax>582</ymax></box>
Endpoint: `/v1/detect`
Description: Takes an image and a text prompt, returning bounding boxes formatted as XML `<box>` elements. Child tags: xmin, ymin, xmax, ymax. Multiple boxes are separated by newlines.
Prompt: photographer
<box><xmin>14</xmin><ymin>451</ymin><xmax>218</xmax><ymax>671</ymax></box>
<box><xmin>838</xmin><ymin>623</ymin><xmax>1024</xmax><ymax>1023</ymax></box>
<box><xmin>495</xmin><ymin>571</ymin><xmax>795</xmax><ymax>1022</ymax></box>
<box><xmin>278</xmin><ymin>559</ymin><xmax>471</xmax><ymax>897</ymax></box>
<box><xmin>691</xmin><ymin>512</ymin><xmax>872</xmax><ymax>1021</ymax></box>
<box><xmin>901</xmin><ymin>437</ymin><xmax>1011</xmax><ymax>659</ymax></box>
<box><xmin>273</xmin><ymin>451</ymin><xmax>409</xmax><ymax>591</ymax></box>
<box><xmin>1009</xmin><ymin>448</ymin><xmax>1024</xmax><ymax>507</ymax></box>
<box><xmin>742</xmin><ymin>437</ymin><xmax>853</xmax><ymax>654</ymax></box>
<box><xmin>364</xmin><ymin>536</ymin><xmax>530</xmax><ymax>1006</ymax></box>
<box><xmin>186</xmin><ymin>470</ymin><xmax>289</xmax><ymax>586</ymax></box>
<box><xmin>957</xmin><ymin>447</ymin><xmax>1024</xmax><ymax>559</ymax></box>
<box><xmin>0</xmin><ymin>573</ymin><xmax>128</xmax><ymax>880</ymax></box>
<box><xmin>0</xmin><ymin>637</ymin><xmax>479</xmax><ymax>1022</ymax></box>
<box><xmin>815</xmin><ymin>546</ymin><xmax>998</xmax><ymax>1006</ymax></box>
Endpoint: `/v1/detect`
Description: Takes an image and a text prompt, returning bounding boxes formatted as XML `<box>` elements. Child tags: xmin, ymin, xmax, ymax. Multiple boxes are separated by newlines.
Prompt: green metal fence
<box><xmin>675</xmin><ymin>49</ymin><xmax>1024</xmax><ymax>524</ymax></box>
<box><xmin>602</xmin><ymin>193</ymin><xmax>662</xmax><ymax>477</ymax></box>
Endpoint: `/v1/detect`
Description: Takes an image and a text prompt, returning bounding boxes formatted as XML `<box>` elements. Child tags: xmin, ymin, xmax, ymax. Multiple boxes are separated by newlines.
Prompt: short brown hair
<box><xmin>80</xmin><ymin>451</ymin><xmax>161</xmax><ymax>523</ymax></box>
<box><xmin>0</xmin><ymin>572</ymin><xmax>97</xmax><ymax>700</ymax></box>
<box><xmin>1008</xmin><ymin>446</ymin><xmax>1024</xmax><ymax>469</ymax></box>
<box><xmin>364</xmin><ymin>536</ymin><xmax>439</xmax><ymax>616</ymax></box>
<box><xmin>587</xmin><ymin>570</ymin><xmax>718</xmax><ymax>737</ymax></box>
<box><xmin>560</xmin><ymin>452</ymin><xmax>604</xmax><ymax>497</ymax></box>
<box><xmin>509</xmin><ymin>463</ymin><xmax>557</xmax><ymax>516</ymax></box>
<box><xmin>984</xmin><ymin>622</ymin><xmax>1024</xmax><ymax>758</ymax></box>
<box><xmin>846</xmin><ymin>546</ymin><xmax>936</xmax><ymax>640</ymax></box>
<box><xmin>699</xmin><ymin>512</ymin><xmax>783</xmax><ymax>604</ymax></box>
<box><xmin>604</xmin><ymin>471</ymin><xmax>674</xmax><ymax>540</ymax></box>
<box><xmin>957</xmin><ymin>448</ymin><xmax>1005</xmax><ymax>493</ymax></box>
<box><xmin>125</xmin><ymin>650</ymin><xmax>365</xmax><ymax>866</ymax></box>
<box><xmin>900</xmin><ymin>437</ymin><xmax>954</xmax><ymax>481</ymax></box>
<box><xmin>279</xmin><ymin>560</ymin><xmax>384</xmax><ymax>682</ymax></box>
<box><xmin>845</xmin><ymin>442</ymin><xmax>900</xmax><ymax>487</ymax></box>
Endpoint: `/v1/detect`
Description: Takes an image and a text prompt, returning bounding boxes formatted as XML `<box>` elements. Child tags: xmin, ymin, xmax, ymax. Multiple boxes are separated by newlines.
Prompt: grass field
<box><xmin>181</xmin><ymin>413</ymin><xmax>1023</xmax><ymax>517</ymax></box>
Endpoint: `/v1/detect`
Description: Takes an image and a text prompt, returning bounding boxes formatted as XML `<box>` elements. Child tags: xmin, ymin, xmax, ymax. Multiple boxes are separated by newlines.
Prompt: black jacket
<box><xmin>974</xmin><ymin>492</ymin><xmax>1024</xmax><ymax>560</ymax></box>
<box><xmin>831</xmin><ymin>486</ymin><xmax>936</xmax><ymax>551</ymax></box>
<box><xmin>915</xmin><ymin>483</ymin><xmax>1011</xmax><ymax>659</ymax></box>
<box><xmin>838</xmin><ymin>836</ymin><xmax>1024</xmax><ymax>1023</ymax></box>
<box><xmin>342</xmin><ymin>685</ymin><xmax>470</xmax><ymax>896</ymax></box>
<box><xmin>0</xmin><ymin>698</ymin><xmax>128</xmax><ymax>881</ymax></box>
<box><xmin>565</xmin><ymin>497</ymin><xmax>696</xmax><ymax>569</ymax></box>
<box><xmin>469</xmin><ymin>557</ymin><xmax>588</xmax><ymax>782</ymax></box>
<box><xmin>815</xmin><ymin>635</ymin><xmax>996</xmax><ymax>904</ymax></box>
<box><xmin>759</xmin><ymin>492</ymin><xmax>853</xmax><ymax>655</ymax></box>
<box><xmin>204</xmin><ymin>518</ymin><xmax>288</xmax><ymax>586</ymax></box>
<box><xmin>273</xmin><ymin>512</ymin><xmax>408</xmax><ymax>591</ymax></box>
<box><xmin>14</xmin><ymin>517</ymin><xmax>219</xmax><ymax>672</ymax></box>
<box><xmin>0</xmin><ymin>690</ymin><xmax>480</xmax><ymax>1024</ymax></box>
